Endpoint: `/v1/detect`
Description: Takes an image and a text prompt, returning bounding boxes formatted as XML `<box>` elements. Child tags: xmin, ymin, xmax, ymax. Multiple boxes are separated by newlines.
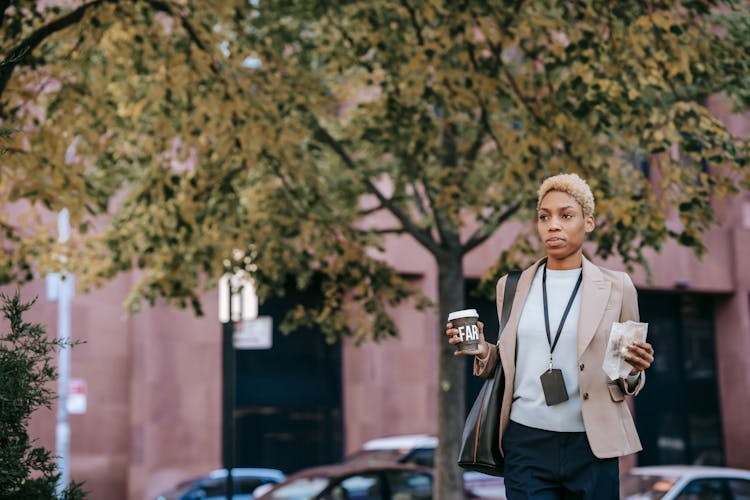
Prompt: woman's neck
<box><xmin>545</xmin><ymin>253</ymin><xmax>583</xmax><ymax>270</ymax></box>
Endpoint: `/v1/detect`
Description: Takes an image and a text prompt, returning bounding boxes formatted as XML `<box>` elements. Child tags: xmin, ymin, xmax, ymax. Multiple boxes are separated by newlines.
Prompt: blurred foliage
<box><xmin>0</xmin><ymin>0</ymin><xmax>748</xmax><ymax>342</ymax></box>
<box><xmin>716</xmin><ymin>9</ymin><xmax>750</xmax><ymax>109</ymax></box>
<box><xmin>0</xmin><ymin>291</ymin><xmax>86</xmax><ymax>499</ymax></box>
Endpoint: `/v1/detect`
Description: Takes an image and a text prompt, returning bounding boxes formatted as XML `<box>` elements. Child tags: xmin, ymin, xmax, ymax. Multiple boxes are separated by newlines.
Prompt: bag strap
<box><xmin>499</xmin><ymin>271</ymin><xmax>521</xmax><ymax>337</ymax></box>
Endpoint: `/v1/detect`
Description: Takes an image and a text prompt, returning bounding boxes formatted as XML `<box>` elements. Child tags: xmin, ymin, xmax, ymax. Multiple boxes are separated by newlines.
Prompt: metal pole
<box><xmin>55</xmin><ymin>209</ymin><xmax>72</xmax><ymax>498</ymax></box>
<box><xmin>222</xmin><ymin>278</ymin><xmax>235</xmax><ymax>499</ymax></box>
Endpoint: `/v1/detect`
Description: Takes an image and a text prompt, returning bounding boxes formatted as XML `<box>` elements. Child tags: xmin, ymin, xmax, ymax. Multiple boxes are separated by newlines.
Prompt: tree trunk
<box><xmin>434</xmin><ymin>249</ymin><xmax>467</xmax><ymax>499</ymax></box>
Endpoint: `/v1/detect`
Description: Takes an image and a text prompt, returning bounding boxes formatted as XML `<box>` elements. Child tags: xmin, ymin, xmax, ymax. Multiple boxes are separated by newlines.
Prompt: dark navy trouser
<box><xmin>501</xmin><ymin>420</ymin><xmax>620</xmax><ymax>500</ymax></box>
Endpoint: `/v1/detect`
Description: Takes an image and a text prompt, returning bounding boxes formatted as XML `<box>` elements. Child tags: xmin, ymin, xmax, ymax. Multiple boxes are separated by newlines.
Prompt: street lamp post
<box><xmin>46</xmin><ymin>209</ymin><xmax>74</xmax><ymax>498</ymax></box>
<box><xmin>219</xmin><ymin>271</ymin><xmax>261</xmax><ymax>499</ymax></box>
<box><xmin>222</xmin><ymin>278</ymin><xmax>236</xmax><ymax>499</ymax></box>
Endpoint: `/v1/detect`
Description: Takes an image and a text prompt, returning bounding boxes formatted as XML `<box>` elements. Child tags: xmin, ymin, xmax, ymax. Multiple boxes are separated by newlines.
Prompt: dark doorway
<box><xmin>635</xmin><ymin>291</ymin><xmax>724</xmax><ymax>466</ymax></box>
<box><xmin>232</xmin><ymin>290</ymin><xmax>343</xmax><ymax>474</ymax></box>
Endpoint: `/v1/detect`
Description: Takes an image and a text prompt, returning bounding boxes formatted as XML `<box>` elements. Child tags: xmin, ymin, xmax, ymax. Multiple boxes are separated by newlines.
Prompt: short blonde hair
<box><xmin>537</xmin><ymin>173</ymin><xmax>595</xmax><ymax>218</ymax></box>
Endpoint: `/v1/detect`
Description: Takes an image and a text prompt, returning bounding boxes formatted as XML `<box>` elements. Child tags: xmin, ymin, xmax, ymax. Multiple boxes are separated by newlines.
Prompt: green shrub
<box><xmin>0</xmin><ymin>291</ymin><xmax>86</xmax><ymax>499</ymax></box>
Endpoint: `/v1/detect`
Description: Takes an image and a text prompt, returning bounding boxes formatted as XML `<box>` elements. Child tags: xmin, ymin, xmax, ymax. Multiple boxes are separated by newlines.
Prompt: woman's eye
<box><xmin>563</xmin><ymin>213</ymin><xmax>573</xmax><ymax>219</ymax></box>
<box><xmin>538</xmin><ymin>215</ymin><xmax>548</xmax><ymax>221</ymax></box>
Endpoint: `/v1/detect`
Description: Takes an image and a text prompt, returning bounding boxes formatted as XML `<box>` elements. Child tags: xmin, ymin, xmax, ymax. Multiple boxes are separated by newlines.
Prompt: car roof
<box><xmin>207</xmin><ymin>468</ymin><xmax>286</xmax><ymax>481</ymax></box>
<box><xmin>282</xmin><ymin>461</ymin><xmax>433</xmax><ymax>481</ymax></box>
<box><xmin>362</xmin><ymin>434</ymin><xmax>438</xmax><ymax>450</ymax></box>
<box><xmin>628</xmin><ymin>465</ymin><xmax>750</xmax><ymax>479</ymax></box>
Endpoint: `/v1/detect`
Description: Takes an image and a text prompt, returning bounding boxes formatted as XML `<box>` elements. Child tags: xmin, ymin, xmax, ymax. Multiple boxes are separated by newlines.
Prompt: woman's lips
<box><xmin>546</xmin><ymin>237</ymin><xmax>565</xmax><ymax>247</ymax></box>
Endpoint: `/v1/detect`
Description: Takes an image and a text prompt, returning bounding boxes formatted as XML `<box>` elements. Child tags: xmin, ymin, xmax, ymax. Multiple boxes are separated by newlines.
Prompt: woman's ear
<box><xmin>584</xmin><ymin>215</ymin><xmax>595</xmax><ymax>233</ymax></box>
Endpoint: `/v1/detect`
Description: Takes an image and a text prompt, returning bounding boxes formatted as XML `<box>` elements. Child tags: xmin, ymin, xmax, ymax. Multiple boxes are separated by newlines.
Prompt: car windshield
<box><xmin>267</xmin><ymin>477</ymin><xmax>330</xmax><ymax>499</ymax></box>
<box><xmin>620</xmin><ymin>473</ymin><xmax>678</xmax><ymax>499</ymax></box>
<box><xmin>400</xmin><ymin>448</ymin><xmax>435</xmax><ymax>467</ymax></box>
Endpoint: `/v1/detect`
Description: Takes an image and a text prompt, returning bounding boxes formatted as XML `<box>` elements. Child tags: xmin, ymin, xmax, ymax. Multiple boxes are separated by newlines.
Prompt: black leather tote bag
<box><xmin>457</xmin><ymin>271</ymin><xmax>521</xmax><ymax>476</ymax></box>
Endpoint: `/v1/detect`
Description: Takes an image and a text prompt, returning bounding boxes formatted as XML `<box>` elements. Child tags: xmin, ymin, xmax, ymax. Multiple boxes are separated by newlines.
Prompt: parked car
<box><xmin>620</xmin><ymin>465</ymin><xmax>750</xmax><ymax>499</ymax></box>
<box><xmin>343</xmin><ymin>434</ymin><xmax>505</xmax><ymax>499</ymax></box>
<box><xmin>255</xmin><ymin>461</ymin><xmax>477</xmax><ymax>499</ymax></box>
<box><xmin>344</xmin><ymin>435</ymin><xmax>439</xmax><ymax>467</ymax></box>
<box><xmin>154</xmin><ymin>468</ymin><xmax>286</xmax><ymax>500</ymax></box>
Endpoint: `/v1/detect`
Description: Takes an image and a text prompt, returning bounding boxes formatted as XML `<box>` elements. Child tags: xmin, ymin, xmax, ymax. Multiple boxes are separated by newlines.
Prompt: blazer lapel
<box><xmin>577</xmin><ymin>256</ymin><xmax>612</xmax><ymax>358</ymax></box>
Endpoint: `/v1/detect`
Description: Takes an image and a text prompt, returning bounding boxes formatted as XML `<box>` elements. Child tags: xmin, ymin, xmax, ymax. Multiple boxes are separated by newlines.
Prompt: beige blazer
<box><xmin>474</xmin><ymin>256</ymin><xmax>645</xmax><ymax>458</ymax></box>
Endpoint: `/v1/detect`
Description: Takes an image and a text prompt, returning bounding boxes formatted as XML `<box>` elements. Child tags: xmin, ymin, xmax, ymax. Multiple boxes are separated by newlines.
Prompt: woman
<box><xmin>446</xmin><ymin>173</ymin><xmax>654</xmax><ymax>499</ymax></box>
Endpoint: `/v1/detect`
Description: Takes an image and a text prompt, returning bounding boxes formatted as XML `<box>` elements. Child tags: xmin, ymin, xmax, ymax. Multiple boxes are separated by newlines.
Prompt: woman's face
<box><xmin>537</xmin><ymin>190</ymin><xmax>595</xmax><ymax>267</ymax></box>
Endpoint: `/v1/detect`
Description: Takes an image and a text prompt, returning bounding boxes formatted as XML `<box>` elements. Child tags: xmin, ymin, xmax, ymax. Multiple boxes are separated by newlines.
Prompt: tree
<box><xmin>0</xmin><ymin>291</ymin><xmax>86</xmax><ymax>499</ymax></box>
<box><xmin>0</xmin><ymin>56</ymin><xmax>85</xmax><ymax>500</ymax></box>
<box><xmin>1</xmin><ymin>2</ymin><xmax>749</xmax><ymax>497</ymax></box>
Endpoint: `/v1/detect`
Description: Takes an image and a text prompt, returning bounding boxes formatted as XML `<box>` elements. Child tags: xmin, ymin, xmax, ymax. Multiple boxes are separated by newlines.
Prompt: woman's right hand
<box><xmin>446</xmin><ymin>320</ymin><xmax>490</xmax><ymax>358</ymax></box>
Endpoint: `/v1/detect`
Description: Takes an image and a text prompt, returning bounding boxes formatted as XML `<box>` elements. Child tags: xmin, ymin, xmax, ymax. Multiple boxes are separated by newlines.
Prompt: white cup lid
<box><xmin>448</xmin><ymin>309</ymin><xmax>479</xmax><ymax>321</ymax></box>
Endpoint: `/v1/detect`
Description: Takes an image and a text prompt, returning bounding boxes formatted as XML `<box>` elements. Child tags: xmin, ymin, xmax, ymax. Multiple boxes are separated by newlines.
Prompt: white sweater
<box><xmin>510</xmin><ymin>265</ymin><xmax>585</xmax><ymax>432</ymax></box>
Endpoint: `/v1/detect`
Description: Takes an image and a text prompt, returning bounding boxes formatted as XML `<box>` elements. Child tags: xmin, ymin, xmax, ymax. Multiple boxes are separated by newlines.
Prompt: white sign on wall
<box><xmin>233</xmin><ymin>316</ymin><xmax>273</xmax><ymax>350</ymax></box>
<box><xmin>67</xmin><ymin>378</ymin><xmax>87</xmax><ymax>415</ymax></box>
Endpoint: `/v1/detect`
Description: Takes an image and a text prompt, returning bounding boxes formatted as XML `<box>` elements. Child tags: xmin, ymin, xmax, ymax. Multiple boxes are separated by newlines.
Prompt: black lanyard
<box><xmin>542</xmin><ymin>264</ymin><xmax>583</xmax><ymax>369</ymax></box>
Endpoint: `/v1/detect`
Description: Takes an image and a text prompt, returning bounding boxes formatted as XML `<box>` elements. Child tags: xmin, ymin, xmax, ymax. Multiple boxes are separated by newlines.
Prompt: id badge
<box><xmin>540</xmin><ymin>368</ymin><xmax>569</xmax><ymax>406</ymax></box>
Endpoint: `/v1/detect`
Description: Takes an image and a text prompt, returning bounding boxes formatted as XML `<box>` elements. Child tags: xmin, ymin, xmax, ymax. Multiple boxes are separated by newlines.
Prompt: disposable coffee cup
<box><xmin>448</xmin><ymin>309</ymin><xmax>480</xmax><ymax>352</ymax></box>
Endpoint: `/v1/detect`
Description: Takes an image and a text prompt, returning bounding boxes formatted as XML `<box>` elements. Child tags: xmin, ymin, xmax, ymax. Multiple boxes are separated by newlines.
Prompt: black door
<box><xmin>233</xmin><ymin>289</ymin><xmax>343</xmax><ymax>473</ymax></box>
<box><xmin>635</xmin><ymin>291</ymin><xmax>724</xmax><ymax>466</ymax></box>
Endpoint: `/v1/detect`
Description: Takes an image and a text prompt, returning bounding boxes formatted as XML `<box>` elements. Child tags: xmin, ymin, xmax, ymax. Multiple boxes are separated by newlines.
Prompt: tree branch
<box><xmin>145</xmin><ymin>0</ymin><xmax>222</xmax><ymax>74</ymax></box>
<box><xmin>649</xmin><ymin>22</ymin><xmax>682</xmax><ymax>99</ymax></box>
<box><xmin>324</xmin><ymin>12</ymin><xmax>374</xmax><ymax>73</ymax></box>
<box><xmin>355</xmin><ymin>227</ymin><xmax>407</xmax><ymax>235</ymax></box>
<box><xmin>0</xmin><ymin>0</ymin><xmax>12</xmax><ymax>28</ymax></box>
<box><xmin>479</xmin><ymin>101</ymin><xmax>504</xmax><ymax>154</ymax></box>
<box><xmin>474</xmin><ymin>0</ymin><xmax>526</xmax><ymax>60</ymax></box>
<box><xmin>465</xmin><ymin>108</ymin><xmax>487</xmax><ymax>168</ymax></box>
<box><xmin>462</xmin><ymin>201</ymin><xmax>522</xmax><ymax>254</ymax></box>
<box><xmin>469</xmin><ymin>4</ymin><xmax>548</xmax><ymax>129</ymax></box>
<box><xmin>307</xmin><ymin>113</ymin><xmax>440</xmax><ymax>254</ymax></box>
<box><xmin>0</xmin><ymin>0</ymin><xmax>106</xmax><ymax>100</ymax></box>
<box><xmin>463</xmin><ymin>36</ymin><xmax>505</xmax><ymax>158</ymax></box>
<box><xmin>503</xmin><ymin>67</ymin><xmax>547</xmax><ymax>128</ymax></box>
<box><xmin>400</xmin><ymin>0</ymin><xmax>425</xmax><ymax>46</ymax></box>
<box><xmin>261</xmin><ymin>150</ymin><xmax>309</xmax><ymax>212</ymax></box>
<box><xmin>419</xmin><ymin>176</ymin><xmax>452</xmax><ymax>247</ymax></box>
<box><xmin>409</xmin><ymin>181</ymin><xmax>429</xmax><ymax>217</ymax></box>
<box><xmin>357</xmin><ymin>204</ymin><xmax>387</xmax><ymax>217</ymax></box>
<box><xmin>357</xmin><ymin>194</ymin><xmax>415</xmax><ymax>217</ymax></box>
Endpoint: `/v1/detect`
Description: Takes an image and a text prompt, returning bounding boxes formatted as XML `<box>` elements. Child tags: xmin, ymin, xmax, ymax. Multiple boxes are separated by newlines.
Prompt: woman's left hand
<box><xmin>624</xmin><ymin>342</ymin><xmax>654</xmax><ymax>376</ymax></box>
